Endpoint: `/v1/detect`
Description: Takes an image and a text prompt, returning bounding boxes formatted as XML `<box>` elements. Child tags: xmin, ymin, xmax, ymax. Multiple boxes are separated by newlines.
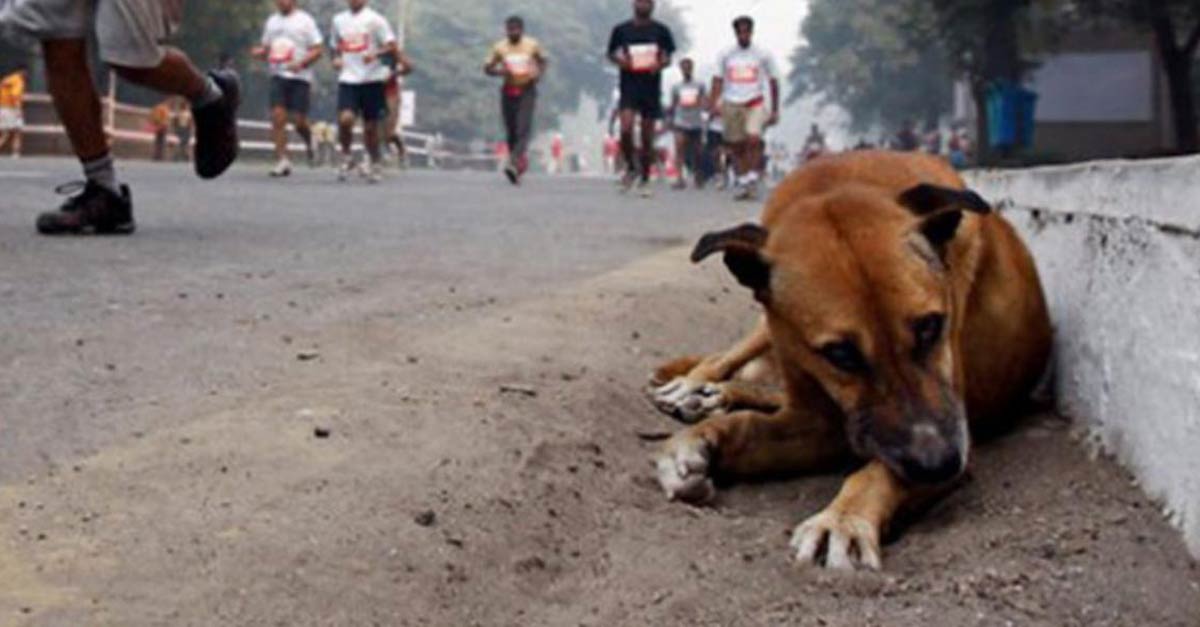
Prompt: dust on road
<box><xmin>0</xmin><ymin>163</ymin><xmax>1196</xmax><ymax>625</ymax></box>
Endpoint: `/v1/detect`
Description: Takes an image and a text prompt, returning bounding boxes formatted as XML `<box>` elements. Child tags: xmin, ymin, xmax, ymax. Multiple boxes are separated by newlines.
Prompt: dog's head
<box><xmin>693</xmin><ymin>183</ymin><xmax>992</xmax><ymax>485</ymax></box>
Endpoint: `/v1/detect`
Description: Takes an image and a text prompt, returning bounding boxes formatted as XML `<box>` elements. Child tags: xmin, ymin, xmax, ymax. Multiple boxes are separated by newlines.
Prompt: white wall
<box><xmin>966</xmin><ymin>157</ymin><xmax>1200</xmax><ymax>557</ymax></box>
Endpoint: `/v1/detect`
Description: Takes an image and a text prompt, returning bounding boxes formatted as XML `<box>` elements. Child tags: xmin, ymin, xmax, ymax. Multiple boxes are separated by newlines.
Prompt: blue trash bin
<box><xmin>986</xmin><ymin>83</ymin><xmax>1038</xmax><ymax>149</ymax></box>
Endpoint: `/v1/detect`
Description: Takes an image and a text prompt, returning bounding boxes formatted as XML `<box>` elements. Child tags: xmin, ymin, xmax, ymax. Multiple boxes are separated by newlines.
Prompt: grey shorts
<box><xmin>0</xmin><ymin>0</ymin><xmax>183</xmax><ymax>68</ymax></box>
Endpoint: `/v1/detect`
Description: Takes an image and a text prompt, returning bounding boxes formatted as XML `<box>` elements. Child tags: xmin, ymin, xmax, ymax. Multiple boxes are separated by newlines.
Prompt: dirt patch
<box><xmin>0</xmin><ymin>248</ymin><xmax>1196</xmax><ymax>626</ymax></box>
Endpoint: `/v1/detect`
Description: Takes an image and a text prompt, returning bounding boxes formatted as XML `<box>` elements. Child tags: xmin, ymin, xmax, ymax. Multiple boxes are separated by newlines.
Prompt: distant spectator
<box><xmin>171</xmin><ymin>97</ymin><xmax>193</xmax><ymax>161</ymax></box>
<box><xmin>948</xmin><ymin>125</ymin><xmax>971</xmax><ymax>169</ymax></box>
<box><xmin>923</xmin><ymin>123</ymin><xmax>942</xmax><ymax>155</ymax></box>
<box><xmin>149</xmin><ymin>99</ymin><xmax>172</xmax><ymax>161</ymax></box>
<box><xmin>894</xmin><ymin>119</ymin><xmax>920</xmax><ymax>151</ymax></box>
<box><xmin>802</xmin><ymin>123</ymin><xmax>826</xmax><ymax>161</ymax></box>
<box><xmin>0</xmin><ymin>63</ymin><xmax>27</xmax><ymax>158</ymax></box>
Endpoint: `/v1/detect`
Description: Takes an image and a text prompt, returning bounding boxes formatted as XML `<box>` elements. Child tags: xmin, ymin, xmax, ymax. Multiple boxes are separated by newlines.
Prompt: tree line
<box><xmin>790</xmin><ymin>0</ymin><xmax>1200</xmax><ymax>159</ymax></box>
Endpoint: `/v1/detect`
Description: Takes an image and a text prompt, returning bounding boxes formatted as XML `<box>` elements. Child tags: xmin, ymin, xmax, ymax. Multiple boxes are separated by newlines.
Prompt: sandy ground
<box><xmin>2</xmin><ymin>243</ymin><xmax>1198</xmax><ymax>626</ymax></box>
<box><xmin>1</xmin><ymin>163</ymin><xmax>1197</xmax><ymax>626</ymax></box>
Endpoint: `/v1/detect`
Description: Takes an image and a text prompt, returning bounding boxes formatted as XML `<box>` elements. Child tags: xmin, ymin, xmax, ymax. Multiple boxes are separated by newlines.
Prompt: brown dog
<box><xmin>651</xmin><ymin>150</ymin><xmax>1052</xmax><ymax>569</ymax></box>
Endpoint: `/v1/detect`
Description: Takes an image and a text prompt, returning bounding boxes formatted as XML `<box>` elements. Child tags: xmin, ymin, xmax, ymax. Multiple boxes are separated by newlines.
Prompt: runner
<box><xmin>704</xmin><ymin>109</ymin><xmax>728</xmax><ymax>189</ymax></box>
<box><xmin>801</xmin><ymin>122</ymin><xmax>826</xmax><ymax>162</ymax></box>
<box><xmin>0</xmin><ymin>63</ymin><xmax>27</xmax><ymax>159</ymax></box>
<box><xmin>710</xmin><ymin>15</ymin><xmax>779</xmax><ymax>201</ymax></box>
<box><xmin>383</xmin><ymin>47</ymin><xmax>414</xmax><ymax>168</ymax></box>
<box><xmin>149</xmin><ymin>98</ymin><xmax>171</xmax><ymax>161</ymax></box>
<box><xmin>549</xmin><ymin>132</ymin><xmax>564</xmax><ymax>174</ymax></box>
<box><xmin>330</xmin><ymin>0</ymin><xmax>398</xmax><ymax>184</ymax></box>
<box><xmin>484</xmin><ymin>14</ymin><xmax>547</xmax><ymax>186</ymax></box>
<box><xmin>1</xmin><ymin>0</ymin><xmax>240</xmax><ymax>235</ymax></box>
<box><xmin>252</xmin><ymin>0</ymin><xmax>323</xmax><ymax>177</ymax></box>
<box><xmin>666</xmin><ymin>57</ymin><xmax>705</xmax><ymax>189</ymax></box>
<box><xmin>607</xmin><ymin>0</ymin><xmax>676</xmax><ymax>197</ymax></box>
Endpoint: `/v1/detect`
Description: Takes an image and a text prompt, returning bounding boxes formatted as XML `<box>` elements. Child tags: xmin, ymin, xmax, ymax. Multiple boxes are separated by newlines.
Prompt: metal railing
<box><xmin>18</xmin><ymin>92</ymin><xmax>500</xmax><ymax>171</ymax></box>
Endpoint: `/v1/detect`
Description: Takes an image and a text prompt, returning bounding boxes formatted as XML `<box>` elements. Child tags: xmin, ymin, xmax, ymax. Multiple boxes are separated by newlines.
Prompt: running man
<box><xmin>330</xmin><ymin>0</ymin><xmax>398</xmax><ymax>184</ymax></box>
<box><xmin>710</xmin><ymin>15</ymin><xmax>779</xmax><ymax>201</ymax></box>
<box><xmin>0</xmin><ymin>63</ymin><xmax>27</xmax><ymax>158</ymax></box>
<box><xmin>607</xmin><ymin>0</ymin><xmax>676</xmax><ymax>197</ymax></box>
<box><xmin>0</xmin><ymin>0</ymin><xmax>240</xmax><ymax>235</ymax></box>
<box><xmin>252</xmin><ymin>0</ymin><xmax>323</xmax><ymax>178</ymax></box>
<box><xmin>666</xmin><ymin>57</ymin><xmax>705</xmax><ymax>189</ymax></box>
<box><xmin>484</xmin><ymin>15</ymin><xmax>547</xmax><ymax>186</ymax></box>
<box><xmin>383</xmin><ymin>48</ymin><xmax>414</xmax><ymax>168</ymax></box>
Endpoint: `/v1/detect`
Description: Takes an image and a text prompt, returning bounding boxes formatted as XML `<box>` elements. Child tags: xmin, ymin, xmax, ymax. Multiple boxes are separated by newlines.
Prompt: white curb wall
<box><xmin>966</xmin><ymin>158</ymin><xmax>1200</xmax><ymax>557</ymax></box>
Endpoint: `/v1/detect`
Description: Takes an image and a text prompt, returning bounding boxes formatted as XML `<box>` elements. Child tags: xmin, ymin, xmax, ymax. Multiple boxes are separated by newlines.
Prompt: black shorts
<box><xmin>619</xmin><ymin>88</ymin><xmax>664</xmax><ymax>120</ymax></box>
<box><xmin>337</xmin><ymin>82</ymin><xmax>387</xmax><ymax>122</ymax></box>
<box><xmin>269</xmin><ymin>77</ymin><xmax>311</xmax><ymax>115</ymax></box>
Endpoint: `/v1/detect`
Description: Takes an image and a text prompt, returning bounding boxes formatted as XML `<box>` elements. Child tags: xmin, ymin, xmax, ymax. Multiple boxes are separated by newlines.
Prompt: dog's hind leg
<box><xmin>655</xmin><ymin>407</ymin><xmax>847</xmax><ymax>503</ymax></box>
<box><xmin>650</xmin><ymin>317</ymin><xmax>772</xmax><ymax>423</ymax></box>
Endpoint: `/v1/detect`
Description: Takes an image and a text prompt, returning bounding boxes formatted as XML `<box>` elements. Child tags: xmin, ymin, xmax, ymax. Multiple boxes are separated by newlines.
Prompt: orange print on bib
<box><xmin>728</xmin><ymin>62</ymin><xmax>760</xmax><ymax>84</ymax></box>
<box><xmin>505</xmin><ymin>53</ymin><xmax>533</xmax><ymax>78</ymax></box>
<box><xmin>679</xmin><ymin>87</ymin><xmax>700</xmax><ymax>107</ymax></box>
<box><xmin>629</xmin><ymin>44</ymin><xmax>659</xmax><ymax>72</ymax></box>
<box><xmin>269</xmin><ymin>37</ymin><xmax>297</xmax><ymax>64</ymax></box>
<box><xmin>339</xmin><ymin>30</ymin><xmax>370</xmax><ymax>54</ymax></box>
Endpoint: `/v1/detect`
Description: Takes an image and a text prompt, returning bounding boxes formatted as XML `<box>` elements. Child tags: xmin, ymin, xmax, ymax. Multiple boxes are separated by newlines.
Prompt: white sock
<box><xmin>82</xmin><ymin>153</ymin><xmax>120</xmax><ymax>194</ymax></box>
<box><xmin>190</xmin><ymin>76</ymin><xmax>223</xmax><ymax>109</ymax></box>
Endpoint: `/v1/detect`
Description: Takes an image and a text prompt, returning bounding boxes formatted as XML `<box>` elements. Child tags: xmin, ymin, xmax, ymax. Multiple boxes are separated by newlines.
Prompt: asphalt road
<box><xmin>0</xmin><ymin>160</ymin><xmax>747</xmax><ymax>478</ymax></box>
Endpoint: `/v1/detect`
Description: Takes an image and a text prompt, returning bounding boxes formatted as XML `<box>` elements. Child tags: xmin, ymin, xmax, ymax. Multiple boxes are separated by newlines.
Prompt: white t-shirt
<box><xmin>261</xmin><ymin>10</ymin><xmax>323</xmax><ymax>83</ymax></box>
<box><xmin>716</xmin><ymin>44</ymin><xmax>778</xmax><ymax>105</ymax></box>
<box><xmin>330</xmin><ymin>7</ymin><xmax>396</xmax><ymax>85</ymax></box>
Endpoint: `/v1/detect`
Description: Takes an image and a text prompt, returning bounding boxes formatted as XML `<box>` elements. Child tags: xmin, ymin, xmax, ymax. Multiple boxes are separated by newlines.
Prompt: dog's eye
<box><xmin>818</xmin><ymin>340</ymin><xmax>869</xmax><ymax>374</ymax></box>
<box><xmin>913</xmin><ymin>313</ymin><xmax>945</xmax><ymax>357</ymax></box>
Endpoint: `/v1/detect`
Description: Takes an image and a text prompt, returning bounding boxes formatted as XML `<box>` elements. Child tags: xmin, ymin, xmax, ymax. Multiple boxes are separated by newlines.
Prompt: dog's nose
<box><xmin>893</xmin><ymin>423</ymin><xmax>965</xmax><ymax>484</ymax></box>
<box><xmin>896</xmin><ymin>447</ymin><xmax>965</xmax><ymax>484</ymax></box>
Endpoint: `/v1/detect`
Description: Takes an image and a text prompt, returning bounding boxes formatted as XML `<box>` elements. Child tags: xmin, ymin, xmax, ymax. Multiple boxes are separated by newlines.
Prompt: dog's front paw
<box><xmin>790</xmin><ymin>509</ymin><xmax>883</xmax><ymax>571</ymax></box>
<box><xmin>654</xmin><ymin>433</ymin><xmax>716</xmax><ymax>504</ymax></box>
<box><xmin>650</xmin><ymin>377</ymin><xmax>726</xmax><ymax>424</ymax></box>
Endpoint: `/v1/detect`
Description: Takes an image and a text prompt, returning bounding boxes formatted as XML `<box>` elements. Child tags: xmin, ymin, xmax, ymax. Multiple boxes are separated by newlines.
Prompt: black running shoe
<box><xmin>192</xmin><ymin>69</ymin><xmax>241</xmax><ymax>180</ymax></box>
<box><xmin>36</xmin><ymin>181</ymin><xmax>135</xmax><ymax>235</ymax></box>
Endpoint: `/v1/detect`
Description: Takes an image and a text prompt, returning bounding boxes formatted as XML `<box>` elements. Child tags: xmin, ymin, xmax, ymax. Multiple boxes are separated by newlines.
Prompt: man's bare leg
<box><xmin>42</xmin><ymin>40</ymin><xmax>107</xmax><ymax>163</ymax></box>
<box><xmin>638</xmin><ymin>116</ymin><xmax>656</xmax><ymax>183</ymax></box>
<box><xmin>291</xmin><ymin>113</ymin><xmax>313</xmax><ymax>164</ymax></box>
<box><xmin>270</xmin><ymin>106</ymin><xmax>289</xmax><ymax>162</ymax></box>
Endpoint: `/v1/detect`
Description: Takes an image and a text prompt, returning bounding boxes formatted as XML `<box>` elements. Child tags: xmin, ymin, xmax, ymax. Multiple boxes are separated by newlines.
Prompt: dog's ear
<box><xmin>691</xmin><ymin>223</ymin><xmax>771</xmax><ymax>295</ymax></box>
<box><xmin>898</xmin><ymin>183</ymin><xmax>992</xmax><ymax>216</ymax></box>
<box><xmin>918</xmin><ymin>210</ymin><xmax>965</xmax><ymax>256</ymax></box>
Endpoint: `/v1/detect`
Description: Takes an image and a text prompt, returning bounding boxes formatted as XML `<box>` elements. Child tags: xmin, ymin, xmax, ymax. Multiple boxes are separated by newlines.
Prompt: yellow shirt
<box><xmin>0</xmin><ymin>72</ymin><xmax>25</xmax><ymax>109</ymax></box>
<box><xmin>487</xmin><ymin>36</ymin><xmax>546</xmax><ymax>87</ymax></box>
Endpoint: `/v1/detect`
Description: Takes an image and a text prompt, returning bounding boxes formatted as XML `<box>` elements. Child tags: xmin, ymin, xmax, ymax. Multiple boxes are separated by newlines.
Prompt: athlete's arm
<box><xmin>607</xmin><ymin>28</ymin><xmax>630</xmax><ymax>70</ymax></box>
<box><xmin>483</xmin><ymin>48</ymin><xmax>506</xmax><ymax>77</ymax></box>
<box><xmin>395</xmin><ymin>50</ymin><xmax>414</xmax><ymax>76</ymax></box>
<box><xmin>709</xmin><ymin>76</ymin><xmax>724</xmax><ymax>115</ymax></box>
<box><xmin>293</xmin><ymin>44</ymin><xmax>324</xmax><ymax>72</ymax></box>
<box><xmin>768</xmin><ymin>77</ymin><xmax>780</xmax><ymax>126</ymax></box>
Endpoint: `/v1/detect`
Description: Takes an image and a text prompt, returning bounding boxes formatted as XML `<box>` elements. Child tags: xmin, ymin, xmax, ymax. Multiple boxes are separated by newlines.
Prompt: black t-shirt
<box><xmin>607</xmin><ymin>19</ymin><xmax>676</xmax><ymax>97</ymax></box>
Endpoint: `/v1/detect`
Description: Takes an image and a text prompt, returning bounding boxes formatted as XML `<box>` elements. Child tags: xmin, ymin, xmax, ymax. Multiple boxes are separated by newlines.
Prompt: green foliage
<box><xmin>790</xmin><ymin>0</ymin><xmax>953</xmax><ymax>133</ymax></box>
<box><xmin>400</xmin><ymin>0</ymin><xmax>689</xmax><ymax>139</ymax></box>
<box><xmin>140</xmin><ymin>0</ymin><xmax>686</xmax><ymax>139</ymax></box>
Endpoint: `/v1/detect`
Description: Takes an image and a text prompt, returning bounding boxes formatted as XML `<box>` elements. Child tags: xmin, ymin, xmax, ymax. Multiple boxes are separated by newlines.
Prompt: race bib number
<box><xmin>679</xmin><ymin>86</ymin><xmax>700</xmax><ymax>107</ymax></box>
<box><xmin>339</xmin><ymin>29</ymin><xmax>370</xmax><ymax>54</ymax></box>
<box><xmin>727</xmin><ymin>60</ymin><xmax>760</xmax><ymax>84</ymax></box>
<box><xmin>268</xmin><ymin>37</ymin><xmax>297</xmax><ymax>64</ymax></box>
<box><xmin>504</xmin><ymin>53</ymin><xmax>534</xmax><ymax>78</ymax></box>
<box><xmin>629</xmin><ymin>43</ymin><xmax>659</xmax><ymax>72</ymax></box>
